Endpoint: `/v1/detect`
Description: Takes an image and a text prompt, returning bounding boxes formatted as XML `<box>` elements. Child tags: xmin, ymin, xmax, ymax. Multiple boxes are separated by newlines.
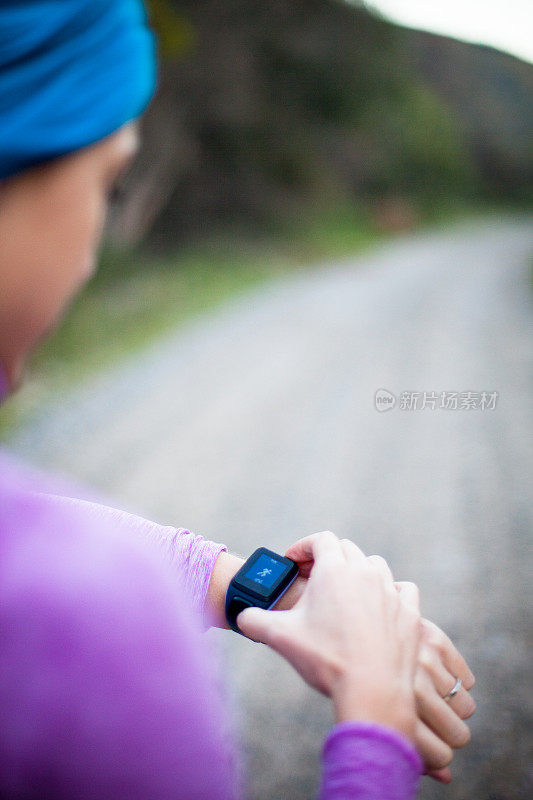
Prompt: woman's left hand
<box><xmin>407</xmin><ymin>613</ymin><xmax>475</xmax><ymax>783</ymax></box>
<box><xmin>279</xmin><ymin>537</ymin><xmax>476</xmax><ymax>783</ymax></box>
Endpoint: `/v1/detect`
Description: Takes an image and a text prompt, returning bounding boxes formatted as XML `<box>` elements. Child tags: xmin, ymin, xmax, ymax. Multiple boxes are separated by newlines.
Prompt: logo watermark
<box><xmin>374</xmin><ymin>390</ymin><xmax>499</xmax><ymax>412</ymax></box>
<box><xmin>374</xmin><ymin>388</ymin><xmax>396</xmax><ymax>412</ymax></box>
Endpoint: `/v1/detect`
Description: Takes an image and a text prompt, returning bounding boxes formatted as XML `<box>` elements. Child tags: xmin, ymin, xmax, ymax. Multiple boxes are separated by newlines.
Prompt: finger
<box><xmin>415</xmin><ymin>670</ymin><xmax>471</xmax><ymax>749</ymax></box>
<box><xmin>339</xmin><ymin>538</ymin><xmax>366</xmax><ymax>563</ymax></box>
<box><xmin>395</xmin><ymin>580</ymin><xmax>412</xmax><ymax>594</ymax></box>
<box><xmin>367</xmin><ymin>554</ymin><xmax>395</xmax><ymax>583</ymax></box>
<box><xmin>419</xmin><ymin>621</ymin><xmax>476</xmax><ymax>715</ymax></box>
<box><xmin>397</xmin><ymin>581</ymin><xmax>420</xmax><ymax>613</ymax></box>
<box><xmin>438</xmin><ymin>672</ymin><xmax>476</xmax><ymax>720</ymax></box>
<box><xmin>414</xmin><ymin>719</ymin><xmax>454</xmax><ymax>771</ymax></box>
<box><xmin>284</xmin><ymin>535</ymin><xmax>317</xmax><ymax>567</ymax></box>
<box><xmin>418</xmin><ymin>637</ymin><xmax>475</xmax><ymax>719</ymax></box>
<box><xmin>237</xmin><ymin>606</ymin><xmax>279</xmax><ymax>644</ymax></box>
<box><xmin>427</xmin><ymin>766</ymin><xmax>452</xmax><ymax>784</ymax></box>
<box><xmin>285</xmin><ymin>531</ymin><xmax>340</xmax><ymax>566</ymax></box>
<box><xmin>307</xmin><ymin>530</ymin><xmax>346</xmax><ymax>566</ymax></box>
<box><xmin>284</xmin><ymin>557</ymin><xmax>313</xmax><ymax>579</ymax></box>
<box><xmin>422</xmin><ymin>620</ymin><xmax>475</xmax><ymax>690</ymax></box>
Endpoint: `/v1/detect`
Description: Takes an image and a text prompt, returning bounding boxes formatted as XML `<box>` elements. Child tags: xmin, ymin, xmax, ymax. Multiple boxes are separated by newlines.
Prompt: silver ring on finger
<box><xmin>443</xmin><ymin>677</ymin><xmax>462</xmax><ymax>702</ymax></box>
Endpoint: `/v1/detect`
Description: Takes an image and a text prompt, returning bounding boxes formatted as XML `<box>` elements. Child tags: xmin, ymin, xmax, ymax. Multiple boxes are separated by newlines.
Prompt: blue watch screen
<box><xmin>244</xmin><ymin>553</ymin><xmax>287</xmax><ymax>589</ymax></box>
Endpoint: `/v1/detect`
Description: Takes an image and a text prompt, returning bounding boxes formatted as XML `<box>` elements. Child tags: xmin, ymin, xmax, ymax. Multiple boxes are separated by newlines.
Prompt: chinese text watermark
<box><xmin>374</xmin><ymin>389</ymin><xmax>499</xmax><ymax>412</ymax></box>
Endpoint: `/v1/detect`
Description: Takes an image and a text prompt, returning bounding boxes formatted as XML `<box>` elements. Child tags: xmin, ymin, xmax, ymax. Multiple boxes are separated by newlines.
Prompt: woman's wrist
<box><xmin>204</xmin><ymin>551</ymin><xmax>244</xmax><ymax>628</ymax></box>
<box><xmin>332</xmin><ymin>675</ymin><xmax>417</xmax><ymax>743</ymax></box>
<box><xmin>205</xmin><ymin>550</ymin><xmax>306</xmax><ymax>630</ymax></box>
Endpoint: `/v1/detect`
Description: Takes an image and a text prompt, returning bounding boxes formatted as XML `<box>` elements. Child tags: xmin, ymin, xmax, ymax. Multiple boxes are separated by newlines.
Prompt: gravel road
<box><xmin>10</xmin><ymin>218</ymin><xmax>533</xmax><ymax>800</ymax></box>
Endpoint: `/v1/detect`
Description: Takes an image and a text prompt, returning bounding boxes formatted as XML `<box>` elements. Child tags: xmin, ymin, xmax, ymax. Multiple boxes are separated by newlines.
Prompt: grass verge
<box><xmin>0</xmin><ymin>204</ymin><xmax>380</xmax><ymax>436</ymax></box>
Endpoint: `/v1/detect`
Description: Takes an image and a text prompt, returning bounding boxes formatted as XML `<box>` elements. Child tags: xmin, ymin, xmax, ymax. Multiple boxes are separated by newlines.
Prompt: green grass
<box><xmin>0</xmin><ymin>204</ymin><xmax>380</xmax><ymax>436</ymax></box>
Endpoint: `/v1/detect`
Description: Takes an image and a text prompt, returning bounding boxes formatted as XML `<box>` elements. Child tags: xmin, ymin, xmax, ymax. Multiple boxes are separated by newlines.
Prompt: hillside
<box><xmin>106</xmin><ymin>0</ymin><xmax>533</xmax><ymax>248</ymax></box>
<box><xmin>405</xmin><ymin>28</ymin><xmax>533</xmax><ymax>200</ymax></box>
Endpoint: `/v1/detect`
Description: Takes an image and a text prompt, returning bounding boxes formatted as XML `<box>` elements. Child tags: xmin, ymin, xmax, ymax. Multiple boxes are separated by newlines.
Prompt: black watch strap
<box><xmin>225</xmin><ymin>592</ymin><xmax>267</xmax><ymax>635</ymax></box>
<box><xmin>224</xmin><ymin>547</ymin><xmax>298</xmax><ymax>635</ymax></box>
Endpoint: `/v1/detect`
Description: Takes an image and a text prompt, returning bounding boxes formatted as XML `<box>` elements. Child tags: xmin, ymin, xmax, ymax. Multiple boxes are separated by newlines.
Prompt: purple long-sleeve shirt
<box><xmin>0</xmin><ymin>450</ymin><xmax>422</xmax><ymax>799</ymax></box>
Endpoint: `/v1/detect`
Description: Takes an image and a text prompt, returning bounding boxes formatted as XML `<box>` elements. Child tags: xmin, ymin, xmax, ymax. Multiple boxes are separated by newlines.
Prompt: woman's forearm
<box><xmin>32</xmin><ymin>493</ymin><xmax>228</xmax><ymax>626</ymax></box>
<box><xmin>204</xmin><ymin>551</ymin><xmax>245</xmax><ymax>628</ymax></box>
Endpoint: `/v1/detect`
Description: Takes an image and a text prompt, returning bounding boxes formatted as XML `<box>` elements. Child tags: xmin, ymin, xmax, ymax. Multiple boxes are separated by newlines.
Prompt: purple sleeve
<box><xmin>319</xmin><ymin>721</ymin><xmax>423</xmax><ymax>800</ymax></box>
<box><xmin>0</xmin><ymin>478</ymin><xmax>237</xmax><ymax>799</ymax></box>
<box><xmin>33</xmin><ymin>493</ymin><xmax>227</xmax><ymax>627</ymax></box>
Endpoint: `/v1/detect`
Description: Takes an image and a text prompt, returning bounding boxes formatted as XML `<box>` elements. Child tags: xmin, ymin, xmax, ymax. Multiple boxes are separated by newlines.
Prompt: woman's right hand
<box><xmin>237</xmin><ymin>531</ymin><xmax>422</xmax><ymax>743</ymax></box>
<box><xmin>282</xmin><ymin>536</ymin><xmax>475</xmax><ymax>781</ymax></box>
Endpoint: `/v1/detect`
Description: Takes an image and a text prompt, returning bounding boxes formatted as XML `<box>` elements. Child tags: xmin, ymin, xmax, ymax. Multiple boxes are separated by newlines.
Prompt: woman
<box><xmin>0</xmin><ymin>1</ymin><xmax>475</xmax><ymax>797</ymax></box>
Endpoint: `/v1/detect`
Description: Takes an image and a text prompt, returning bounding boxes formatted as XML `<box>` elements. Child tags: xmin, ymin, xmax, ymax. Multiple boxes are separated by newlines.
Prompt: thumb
<box><xmin>237</xmin><ymin>606</ymin><xmax>278</xmax><ymax>644</ymax></box>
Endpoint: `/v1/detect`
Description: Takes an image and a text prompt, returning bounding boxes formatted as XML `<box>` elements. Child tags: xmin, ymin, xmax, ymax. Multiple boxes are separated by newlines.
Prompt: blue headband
<box><xmin>0</xmin><ymin>0</ymin><xmax>156</xmax><ymax>180</ymax></box>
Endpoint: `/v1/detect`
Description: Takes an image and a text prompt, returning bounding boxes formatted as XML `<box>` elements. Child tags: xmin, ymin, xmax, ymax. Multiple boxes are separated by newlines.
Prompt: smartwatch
<box><xmin>225</xmin><ymin>547</ymin><xmax>299</xmax><ymax>634</ymax></box>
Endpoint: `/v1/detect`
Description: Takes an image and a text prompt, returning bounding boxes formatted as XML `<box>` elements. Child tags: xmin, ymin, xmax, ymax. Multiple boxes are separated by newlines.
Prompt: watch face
<box><xmin>234</xmin><ymin>548</ymin><xmax>297</xmax><ymax>600</ymax></box>
<box><xmin>244</xmin><ymin>553</ymin><xmax>287</xmax><ymax>588</ymax></box>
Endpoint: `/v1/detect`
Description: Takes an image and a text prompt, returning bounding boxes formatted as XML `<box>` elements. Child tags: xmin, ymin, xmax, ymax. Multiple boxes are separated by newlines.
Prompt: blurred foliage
<box><xmin>356</xmin><ymin>81</ymin><xmax>475</xmax><ymax>197</ymax></box>
<box><xmin>404</xmin><ymin>28</ymin><xmax>533</xmax><ymax>202</ymax></box>
<box><xmin>108</xmin><ymin>0</ymin><xmax>532</xmax><ymax>250</ymax></box>
<box><xmin>147</xmin><ymin>0</ymin><xmax>195</xmax><ymax>58</ymax></box>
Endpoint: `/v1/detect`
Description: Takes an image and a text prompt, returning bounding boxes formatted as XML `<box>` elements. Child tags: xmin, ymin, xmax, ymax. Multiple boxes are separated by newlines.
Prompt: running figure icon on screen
<box><xmin>245</xmin><ymin>554</ymin><xmax>286</xmax><ymax>588</ymax></box>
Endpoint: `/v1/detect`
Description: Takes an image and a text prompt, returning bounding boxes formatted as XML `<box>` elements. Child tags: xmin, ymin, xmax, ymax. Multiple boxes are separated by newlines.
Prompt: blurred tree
<box><xmin>405</xmin><ymin>30</ymin><xmax>533</xmax><ymax>201</ymax></box>
<box><xmin>105</xmin><ymin>0</ymin><xmax>532</xmax><ymax>249</ymax></box>
<box><xmin>357</xmin><ymin>81</ymin><xmax>475</xmax><ymax>198</ymax></box>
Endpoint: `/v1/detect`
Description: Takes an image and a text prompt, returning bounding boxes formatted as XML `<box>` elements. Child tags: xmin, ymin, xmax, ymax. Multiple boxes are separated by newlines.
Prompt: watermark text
<box><xmin>374</xmin><ymin>389</ymin><xmax>498</xmax><ymax>412</ymax></box>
